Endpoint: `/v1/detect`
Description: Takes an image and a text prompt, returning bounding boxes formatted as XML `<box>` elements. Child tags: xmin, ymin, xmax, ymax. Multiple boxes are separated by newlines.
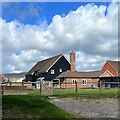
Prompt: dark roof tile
<box><xmin>57</xmin><ymin>70</ymin><xmax>106</xmax><ymax>78</ymax></box>
<box><xmin>27</xmin><ymin>54</ymin><xmax>63</xmax><ymax>75</ymax></box>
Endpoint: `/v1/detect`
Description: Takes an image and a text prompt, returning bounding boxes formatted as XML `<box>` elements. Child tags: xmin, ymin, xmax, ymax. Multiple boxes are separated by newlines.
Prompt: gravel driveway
<box><xmin>49</xmin><ymin>97</ymin><xmax>119</xmax><ymax>118</ymax></box>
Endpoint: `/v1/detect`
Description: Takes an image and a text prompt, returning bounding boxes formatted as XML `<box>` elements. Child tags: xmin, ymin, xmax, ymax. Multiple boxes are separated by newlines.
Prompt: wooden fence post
<box><xmin>51</xmin><ymin>80</ymin><xmax>54</xmax><ymax>95</ymax></box>
<box><xmin>118</xmin><ymin>77</ymin><xmax>120</xmax><ymax>88</ymax></box>
<box><xmin>75</xmin><ymin>80</ymin><xmax>77</xmax><ymax>95</ymax></box>
<box><xmin>40</xmin><ymin>80</ymin><xmax>42</xmax><ymax>95</ymax></box>
<box><xmin>65</xmin><ymin>80</ymin><xmax>66</xmax><ymax>88</ymax></box>
<box><xmin>2</xmin><ymin>86</ymin><xmax>3</xmax><ymax>95</ymax></box>
<box><xmin>22</xmin><ymin>81</ymin><xmax>24</xmax><ymax>86</ymax></box>
<box><xmin>99</xmin><ymin>80</ymin><xmax>102</xmax><ymax>93</ymax></box>
<box><xmin>58</xmin><ymin>79</ymin><xmax>60</xmax><ymax>88</ymax></box>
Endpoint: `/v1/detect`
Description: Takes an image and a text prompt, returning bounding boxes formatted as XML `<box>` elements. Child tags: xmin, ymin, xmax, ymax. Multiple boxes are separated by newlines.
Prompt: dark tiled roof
<box><xmin>27</xmin><ymin>54</ymin><xmax>63</xmax><ymax>75</ymax></box>
<box><xmin>107</xmin><ymin>60</ymin><xmax>120</xmax><ymax>74</ymax></box>
<box><xmin>57</xmin><ymin>70</ymin><xmax>106</xmax><ymax>78</ymax></box>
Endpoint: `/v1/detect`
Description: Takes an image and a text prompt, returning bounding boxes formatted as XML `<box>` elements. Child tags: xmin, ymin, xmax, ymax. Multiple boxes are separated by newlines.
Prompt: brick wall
<box><xmin>61</xmin><ymin>78</ymin><xmax>99</xmax><ymax>88</ymax></box>
<box><xmin>2</xmin><ymin>86</ymin><xmax>27</xmax><ymax>95</ymax></box>
<box><xmin>23</xmin><ymin>83</ymin><xmax>33</xmax><ymax>89</ymax></box>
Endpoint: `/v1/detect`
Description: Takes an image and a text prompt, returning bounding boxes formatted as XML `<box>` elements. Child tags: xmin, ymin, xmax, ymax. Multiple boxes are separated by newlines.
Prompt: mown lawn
<box><xmin>28</xmin><ymin>88</ymin><xmax>119</xmax><ymax>98</ymax></box>
<box><xmin>53</xmin><ymin>88</ymin><xmax>119</xmax><ymax>98</ymax></box>
<box><xmin>2</xmin><ymin>95</ymin><xmax>76</xmax><ymax>119</ymax></box>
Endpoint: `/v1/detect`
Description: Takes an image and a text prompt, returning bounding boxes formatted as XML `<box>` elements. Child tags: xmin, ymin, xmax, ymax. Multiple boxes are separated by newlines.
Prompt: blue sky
<box><xmin>1</xmin><ymin>2</ymin><xmax>118</xmax><ymax>73</ymax></box>
<box><xmin>2</xmin><ymin>2</ymin><xmax>110</xmax><ymax>25</ymax></box>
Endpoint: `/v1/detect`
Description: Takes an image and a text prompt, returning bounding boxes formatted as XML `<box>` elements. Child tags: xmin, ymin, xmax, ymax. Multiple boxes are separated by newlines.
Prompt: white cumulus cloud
<box><xmin>1</xmin><ymin>3</ymin><xmax>118</xmax><ymax>73</ymax></box>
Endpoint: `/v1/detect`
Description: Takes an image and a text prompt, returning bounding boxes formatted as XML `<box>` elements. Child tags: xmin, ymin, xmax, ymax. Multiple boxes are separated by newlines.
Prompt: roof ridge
<box><xmin>107</xmin><ymin>60</ymin><xmax>120</xmax><ymax>62</ymax></box>
<box><xmin>38</xmin><ymin>54</ymin><xmax>62</xmax><ymax>63</ymax></box>
<box><xmin>57</xmin><ymin>70</ymin><xmax>106</xmax><ymax>78</ymax></box>
<box><xmin>77</xmin><ymin>70</ymin><xmax>102</xmax><ymax>73</ymax></box>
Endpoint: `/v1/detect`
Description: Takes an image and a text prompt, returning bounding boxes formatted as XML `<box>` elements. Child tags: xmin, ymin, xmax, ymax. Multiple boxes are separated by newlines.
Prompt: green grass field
<box><xmin>2</xmin><ymin>88</ymin><xmax>119</xmax><ymax>119</ymax></box>
<box><xmin>28</xmin><ymin>88</ymin><xmax>119</xmax><ymax>98</ymax></box>
<box><xmin>53</xmin><ymin>88</ymin><xmax>119</xmax><ymax>98</ymax></box>
<box><xmin>2</xmin><ymin>95</ymin><xmax>76</xmax><ymax>119</ymax></box>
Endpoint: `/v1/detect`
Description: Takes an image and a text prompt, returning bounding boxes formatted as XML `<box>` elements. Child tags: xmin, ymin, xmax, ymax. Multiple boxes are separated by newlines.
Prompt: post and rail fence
<box><xmin>0</xmin><ymin>80</ymin><xmax>119</xmax><ymax>95</ymax></box>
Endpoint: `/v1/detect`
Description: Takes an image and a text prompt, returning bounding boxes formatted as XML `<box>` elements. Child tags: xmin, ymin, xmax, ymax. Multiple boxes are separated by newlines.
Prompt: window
<box><xmin>59</xmin><ymin>69</ymin><xmax>62</xmax><ymax>72</ymax></box>
<box><xmin>82</xmin><ymin>80</ymin><xmax>87</xmax><ymax>85</ymax></box>
<box><xmin>51</xmin><ymin>69</ymin><xmax>55</xmax><ymax>74</ymax></box>
<box><xmin>34</xmin><ymin>72</ymin><xmax>38</xmax><ymax>76</ymax></box>
<box><xmin>31</xmin><ymin>72</ymin><xmax>34</xmax><ymax>75</ymax></box>
<box><xmin>72</xmin><ymin>80</ymin><xmax>77</xmax><ymax>85</ymax></box>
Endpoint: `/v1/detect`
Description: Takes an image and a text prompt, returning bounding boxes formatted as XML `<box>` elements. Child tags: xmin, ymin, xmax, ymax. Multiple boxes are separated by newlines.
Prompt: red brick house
<box><xmin>57</xmin><ymin>51</ymin><xmax>113</xmax><ymax>88</ymax></box>
<box><xmin>102</xmin><ymin>60</ymin><xmax>120</xmax><ymax>76</ymax></box>
<box><xmin>57</xmin><ymin>70</ymin><xmax>113</xmax><ymax>88</ymax></box>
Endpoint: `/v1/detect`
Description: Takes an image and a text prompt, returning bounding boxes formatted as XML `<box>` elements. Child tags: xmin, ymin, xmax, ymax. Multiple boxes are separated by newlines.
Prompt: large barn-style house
<box><xmin>26</xmin><ymin>51</ymin><xmax>120</xmax><ymax>89</ymax></box>
<box><xmin>26</xmin><ymin>53</ymin><xmax>71</xmax><ymax>88</ymax></box>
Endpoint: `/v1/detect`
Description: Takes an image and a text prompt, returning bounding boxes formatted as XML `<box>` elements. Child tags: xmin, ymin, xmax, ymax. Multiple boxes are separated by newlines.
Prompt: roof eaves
<box><xmin>27</xmin><ymin>61</ymin><xmax>40</xmax><ymax>75</ymax></box>
<box><xmin>38</xmin><ymin>71</ymin><xmax>46</xmax><ymax>74</ymax></box>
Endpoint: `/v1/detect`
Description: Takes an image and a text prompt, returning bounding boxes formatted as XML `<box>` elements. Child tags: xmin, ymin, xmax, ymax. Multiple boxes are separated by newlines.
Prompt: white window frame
<box><xmin>82</xmin><ymin>80</ymin><xmax>87</xmax><ymax>85</ymax></box>
<box><xmin>51</xmin><ymin>69</ymin><xmax>55</xmax><ymax>74</ymax></box>
<box><xmin>72</xmin><ymin>80</ymin><xmax>77</xmax><ymax>85</ymax></box>
<box><xmin>59</xmin><ymin>69</ymin><xmax>62</xmax><ymax>72</ymax></box>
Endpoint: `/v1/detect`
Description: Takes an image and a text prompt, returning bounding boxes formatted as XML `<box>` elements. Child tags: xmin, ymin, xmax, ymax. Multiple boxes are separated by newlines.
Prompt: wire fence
<box><xmin>52</xmin><ymin>81</ymin><xmax>119</xmax><ymax>95</ymax></box>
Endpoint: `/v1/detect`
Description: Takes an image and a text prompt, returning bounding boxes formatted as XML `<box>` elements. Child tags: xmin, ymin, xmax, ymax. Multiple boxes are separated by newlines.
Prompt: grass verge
<box><xmin>2</xmin><ymin>95</ymin><xmax>77</xmax><ymax>118</ymax></box>
<box><xmin>28</xmin><ymin>88</ymin><xmax>119</xmax><ymax>99</ymax></box>
<box><xmin>53</xmin><ymin>88</ymin><xmax>119</xmax><ymax>98</ymax></box>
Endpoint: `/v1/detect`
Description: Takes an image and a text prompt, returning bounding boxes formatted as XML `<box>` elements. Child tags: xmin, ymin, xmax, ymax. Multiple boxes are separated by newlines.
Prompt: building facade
<box><xmin>57</xmin><ymin>70</ymin><xmax>113</xmax><ymax>88</ymax></box>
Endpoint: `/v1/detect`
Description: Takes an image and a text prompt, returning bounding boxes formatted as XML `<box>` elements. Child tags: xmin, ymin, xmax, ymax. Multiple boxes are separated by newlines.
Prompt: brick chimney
<box><xmin>70</xmin><ymin>51</ymin><xmax>76</xmax><ymax>72</ymax></box>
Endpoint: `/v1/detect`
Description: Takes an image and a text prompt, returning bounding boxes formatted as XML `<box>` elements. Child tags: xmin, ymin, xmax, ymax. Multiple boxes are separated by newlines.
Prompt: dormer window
<box><xmin>51</xmin><ymin>69</ymin><xmax>55</xmax><ymax>74</ymax></box>
<box><xmin>59</xmin><ymin>69</ymin><xmax>62</xmax><ymax>72</ymax></box>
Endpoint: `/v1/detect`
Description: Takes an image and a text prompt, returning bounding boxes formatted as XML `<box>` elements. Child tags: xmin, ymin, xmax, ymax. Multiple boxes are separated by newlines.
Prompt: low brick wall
<box><xmin>2</xmin><ymin>86</ymin><xmax>27</xmax><ymax>95</ymax></box>
<box><xmin>23</xmin><ymin>83</ymin><xmax>34</xmax><ymax>89</ymax></box>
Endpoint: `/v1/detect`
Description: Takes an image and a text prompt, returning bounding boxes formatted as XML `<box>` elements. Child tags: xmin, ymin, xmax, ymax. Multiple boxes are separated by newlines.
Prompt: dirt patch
<box><xmin>49</xmin><ymin>97</ymin><xmax>118</xmax><ymax>118</ymax></box>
